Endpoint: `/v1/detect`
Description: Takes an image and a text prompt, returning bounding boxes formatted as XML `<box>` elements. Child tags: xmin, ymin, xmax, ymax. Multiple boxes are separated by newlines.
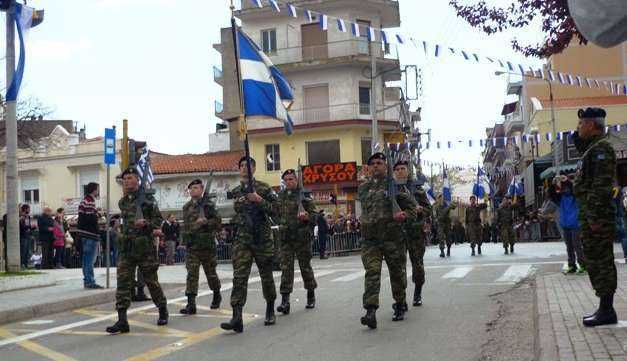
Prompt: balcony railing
<box><xmin>267</xmin><ymin>39</ymin><xmax>398</xmax><ymax>66</ymax></box>
<box><xmin>504</xmin><ymin>111</ymin><xmax>524</xmax><ymax>135</ymax></box>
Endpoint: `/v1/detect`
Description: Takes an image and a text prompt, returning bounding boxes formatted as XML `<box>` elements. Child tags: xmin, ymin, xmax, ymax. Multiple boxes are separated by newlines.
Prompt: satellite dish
<box><xmin>568</xmin><ymin>0</ymin><xmax>627</xmax><ymax>48</ymax></box>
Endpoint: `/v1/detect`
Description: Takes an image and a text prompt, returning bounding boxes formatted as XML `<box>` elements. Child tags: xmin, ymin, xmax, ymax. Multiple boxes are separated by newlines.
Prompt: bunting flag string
<box><xmin>241</xmin><ymin>0</ymin><xmax>627</xmax><ymax>96</ymax></box>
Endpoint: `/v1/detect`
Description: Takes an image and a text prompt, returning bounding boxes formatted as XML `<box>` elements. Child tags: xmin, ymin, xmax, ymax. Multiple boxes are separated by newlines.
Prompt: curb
<box><xmin>0</xmin><ymin>283</ymin><xmax>183</xmax><ymax>326</ymax></box>
<box><xmin>0</xmin><ymin>276</ymin><xmax>56</xmax><ymax>294</ymax></box>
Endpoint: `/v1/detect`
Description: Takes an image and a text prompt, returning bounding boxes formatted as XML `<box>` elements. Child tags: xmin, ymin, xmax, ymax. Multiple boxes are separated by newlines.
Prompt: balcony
<box><xmin>504</xmin><ymin>111</ymin><xmax>524</xmax><ymax>135</ymax></box>
<box><xmin>246</xmin><ymin>102</ymin><xmax>401</xmax><ymax>131</ymax></box>
<box><xmin>267</xmin><ymin>39</ymin><xmax>400</xmax><ymax>81</ymax></box>
<box><xmin>214</xmin><ymin>101</ymin><xmax>224</xmax><ymax>118</ymax></box>
<box><xmin>213</xmin><ymin>66</ymin><xmax>223</xmax><ymax>86</ymax></box>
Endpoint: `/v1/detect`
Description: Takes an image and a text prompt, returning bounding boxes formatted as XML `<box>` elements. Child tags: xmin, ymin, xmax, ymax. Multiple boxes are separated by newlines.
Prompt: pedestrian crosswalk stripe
<box><xmin>331</xmin><ymin>270</ymin><xmax>364</xmax><ymax>282</ymax></box>
<box><xmin>495</xmin><ymin>265</ymin><xmax>533</xmax><ymax>283</ymax></box>
<box><xmin>442</xmin><ymin>266</ymin><xmax>473</xmax><ymax>279</ymax></box>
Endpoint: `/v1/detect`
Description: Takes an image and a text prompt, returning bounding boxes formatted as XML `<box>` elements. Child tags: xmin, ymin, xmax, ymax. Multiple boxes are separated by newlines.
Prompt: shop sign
<box><xmin>303</xmin><ymin>162</ymin><xmax>357</xmax><ymax>185</ymax></box>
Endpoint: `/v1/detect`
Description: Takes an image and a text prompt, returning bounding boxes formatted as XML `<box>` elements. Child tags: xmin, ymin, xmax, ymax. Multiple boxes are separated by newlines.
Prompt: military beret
<box><xmin>187</xmin><ymin>179</ymin><xmax>203</xmax><ymax>189</ymax></box>
<box><xmin>238</xmin><ymin>156</ymin><xmax>256</xmax><ymax>167</ymax></box>
<box><xmin>367</xmin><ymin>152</ymin><xmax>386</xmax><ymax>165</ymax></box>
<box><xmin>469</xmin><ymin>195</ymin><xmax>477</xmax><ymax>199</ymax></box>
<box><xmin>281</xmin><ymin>169</ymin><xmax>296</xmax><ymax>179</ymax></box>
<box><xmin>120</xmin><ymin>167</ymin><xmax>140</xmax><ymax>178</ymax></box>
<box><xmin>578</xmin><ymin>107</ymin><xmax>607</xmax><ymax>127</ymax></box>
<box><xmin>393</xmin><ymin>160</ymin><xmax>409</xmax><ymax>169</ymax></box>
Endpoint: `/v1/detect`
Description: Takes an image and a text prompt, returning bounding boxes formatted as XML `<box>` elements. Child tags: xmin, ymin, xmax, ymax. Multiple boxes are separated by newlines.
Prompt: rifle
<box><xmin>297</xmin><ymin>158</ymin><xmax>306</xmax><ymax>215</ymax></box>
<box><xmin>384</xmin><ymin>144</ymin><xmax>402</xmax><ymax>217</ymax></box>
<box><xmin>242</xmin><ymin>139</ymin><xmax>265</xmax><ymax>245</ymax></box>
<box><xmin>197</xmin><ymin>171</ymin><xmax>216</xmax><ymax>217</ymax></box>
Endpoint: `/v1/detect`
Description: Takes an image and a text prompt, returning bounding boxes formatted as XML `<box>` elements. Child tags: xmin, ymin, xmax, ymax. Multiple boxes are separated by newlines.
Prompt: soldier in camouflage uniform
<box><xmin>359</xmin><ymin>153</ymin><xmax>417</xmax><ymax>329</ymax></box>
<box><xmin>179</xmin><ymin>179</ymin><xmax>222</xmax><ymax>316</ymax></box>
<box><xmin>435</xmin><ymin>195</ymin><xmax>456</xmax><ymax>257</ymax></box>
<box><xmin>275</xmin><ymin>169</ymin><xmax>318</xmax><ymax>315</ymax></box>
<box><xmin>393</xmin><ymin>160</ymin><xmax>431</xmax><ymax>307</ymax></box>
<box><xmin>572</xmin><ymin>108</ymin><xmax>618</xmax><ymax>327</ymax></box>
<box><xmin>496</xmin><ymin>197</ymin><xmax>515</xmax><ymax>255</ymax></box>
<box><xmin>221</xmin><ymin>157</ymin><xmax>278</xmax><ymax>333</ymax></box>
<box><xmin>106</xmin><ymin>167</ymin><xmax>168</xmax><ymax>334</ymax></box>
<box><xmin>466</xmin><ymin>196</ymin><xmax>487</xmax><ymax>256</ymax></box>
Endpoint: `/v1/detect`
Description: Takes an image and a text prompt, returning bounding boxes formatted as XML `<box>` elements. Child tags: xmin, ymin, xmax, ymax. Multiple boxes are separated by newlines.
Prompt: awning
<box><xmin>501</xmin><ymin>102</ymin><xmax>517</xmax><ymax>116</ymax></box>
<box><xmin>540</xmin><ymin>163</ymin><xmax>578</xmax><ymax>180</ymax></box>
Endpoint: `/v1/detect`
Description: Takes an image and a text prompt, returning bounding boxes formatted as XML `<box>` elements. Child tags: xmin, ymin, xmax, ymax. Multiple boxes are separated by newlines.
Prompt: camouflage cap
<box><xmin>120</xmin><ymin>167</ymin><xmax>140</xmax><ymax>178</ymax></box>
<box><xmin>367</xmin><ymin>152</ymin><xmax>386</xmax><ymax>165</ymax></box>
<box><xmin>187</xmin><ymin>179</ymin><xmax>203</xmax><ymax>189</ymax></box>
<box><xmin>281</xmin><ymin>169</ymin><xmax>296</xmax><ymax>179</ymax></box>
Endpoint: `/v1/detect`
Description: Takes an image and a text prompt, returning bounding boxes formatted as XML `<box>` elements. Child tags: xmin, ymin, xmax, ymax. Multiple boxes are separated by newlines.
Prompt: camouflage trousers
<box><xmin>361</xmin><ymin>241</ymin><xmax>407</xmax><ymax>309</ymax></box>
<box><xmin>185</xmin><ymin>248</ymin><xmax>221</xmax><ymax>296</ymax></box>
<box><xmin>581</xmin><ymin>222</ymin><xmax>617</xmax><ymax>297</ymax></box>
<box><xmin>230</xmin><ymin>242</ymin><xmax>277</xmax><ymax>307</ymax></box>
<box><xmin>405</xmin><ymin>228</ymin><xmax>425</xmax><ymax>287</ymax></box>
<box><xmin>500</xmin><ymin>226</ymin><xmax>515</xmax><ymax>248</ymax></box>
<box><xmin>438</xmin><ymin>226</ymin><xmax>451</xmax><ymax>250</ymax></box>
<box><xmin>467</xmin><ymin>223</ymin><xmax>482</xmax><ymax>248</ymax></box>
<box><xmin>279</xmin><ymin>238</ymin><xmax>317</xmax><ymax>294</ymax></box>
<box><xmin>116</xmin><ymin>252</ymin><xmax>166</xmax><ymax>310</ymax></box>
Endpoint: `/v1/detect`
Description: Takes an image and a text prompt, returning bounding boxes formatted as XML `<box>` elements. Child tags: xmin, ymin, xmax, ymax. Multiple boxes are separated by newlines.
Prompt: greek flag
<box><xmin>238</xmin><ymin>29</ymin><xmax>295</xmax><ymax>135</ymax></box>
<box><xmin>136</xmin><ymin>150</ymin><xmax>155</xmax><ymax>186</ymax></box>
<box><xmin>6</xmin><ymin>4</ymin><xmax>38</xmax><ymax>102</ymax></box>
<box><xmin>337</xmin><ymin>18</ymin><xmax>346</xmax><ymax>32</ymax></box>
<box><xmin>442</xmin><ymin>168</ymin><xmax>452</xmax><ymax>204</ymax></box>
<box><xmin>423</xmin><ymin>182</ymin><xmax>436</xmax><ymax>205</ymax></box>
<box><xmin>472</xmin><ymin>166</ymin><xmax>491</xmax><ymax>199</ymax></box>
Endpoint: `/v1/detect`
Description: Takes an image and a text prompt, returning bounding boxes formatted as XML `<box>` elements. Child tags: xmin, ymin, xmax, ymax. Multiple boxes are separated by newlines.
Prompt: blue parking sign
<box><xmin>104</xmin><ymin>128</ymin><xmax>116</xmax><ymax>165</ymax></box>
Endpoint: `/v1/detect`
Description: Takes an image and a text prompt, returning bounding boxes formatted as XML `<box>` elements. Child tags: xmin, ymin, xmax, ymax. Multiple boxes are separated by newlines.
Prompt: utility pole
<box><xmin>5</xmin><ymin>7</ymin><xmax>19</xmax><ymax>272</ymax></box>
<box><xmin>370</xmin><ymin>41</ymin><xmax>378</xmax><ymax>153</ymax></box>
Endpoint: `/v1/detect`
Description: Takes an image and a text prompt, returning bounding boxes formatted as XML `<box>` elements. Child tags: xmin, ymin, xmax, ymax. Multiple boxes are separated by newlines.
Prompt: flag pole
<box><xmin>230</xmin><ymin>0</ymin><xmax>255</xmax><ymax>191</ymax></box>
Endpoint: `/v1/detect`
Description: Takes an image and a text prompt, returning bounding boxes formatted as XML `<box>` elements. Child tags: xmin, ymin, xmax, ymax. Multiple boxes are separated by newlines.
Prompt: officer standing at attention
<box><xmin>496</xmin><ymin>196</ymin><xmax>515</xmax><ymax>255</ymax></box>
<box><xmin>179</xmin><ymin>179</ymin><xmax>222</xmax><ymax>315</ymax></box>
<box><xmin>435</xmin><ymin>194</ymin><xmax>456</xmax><ymax>258</ymax></box>
<box><xmin>106</xmin><ymin>167</ymin><xmax>168</xmax><ymax>334</ymax></box>
<box><xmin>466</xmin><ymin>195</ymin><xmax>487</xmax><ymax>256</ymax></box>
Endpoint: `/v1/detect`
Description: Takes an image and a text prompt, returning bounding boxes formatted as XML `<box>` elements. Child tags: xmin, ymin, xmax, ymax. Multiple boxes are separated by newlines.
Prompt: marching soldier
<box><xmin>359</xmin><ymin>153</ymin><xmax>416</xmax><ymax>329</ymax></box>
<box><xmin>466</xmin><ymin>195</ymin><xmax>487</xmax><ymax>256</ymax></box>
<box><xmin>572</xmin><ymin>107</ymin><xmax>618</xmax><ymax>327</ymax></box>
<box><xmin>221</xmin><ymin>157</ymin><xmax>278</xmax><ymax>333</ymax></box>
<box><xmin>106</xmin><ymin>167</ymin><xmax>168</xmax><ymax>334</ymax></box>
<box><xmin>393</xmin><ymin>160</ymin><xmax>431</xmax><ymax>307</ymax></box>
<box><xmin>276</xmin><ymin>169</ymin><xmax>318</xmax><ymax>315</ymax></box>
<box><xmin>435</xmin><ymin>195</ymin><xmax>456</xmax><ymax>257</ymax></box>
<box><xmin>496</xmin><ymin>197</ymin><xmax>515</xmax><ymax>255</ymax></box>
<box><xmin>179</xmin><ymin>179</ymin><xmax>222</xmax><ymax>315</ymax></box>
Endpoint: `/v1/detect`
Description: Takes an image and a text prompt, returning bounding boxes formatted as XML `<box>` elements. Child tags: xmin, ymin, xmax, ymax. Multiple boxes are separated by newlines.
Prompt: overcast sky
<box><xmin>1</xmin><ymin>0</ymin><xmax>543</xmax><ymax>169</ymax></box>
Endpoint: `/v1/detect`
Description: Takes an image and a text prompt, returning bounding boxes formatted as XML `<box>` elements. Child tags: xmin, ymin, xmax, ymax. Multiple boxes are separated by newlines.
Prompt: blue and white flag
<box><xmin>506</xmin><ymin>177</ymin><xmax>516</xmax><ymax>198</ymax></box>
<box><xmin>306</xmin><ymin>9</ymin><xmax>313</xmax><ymax>23</ymax></box>
<box><xmin>269</xmin><ymin>0</ymin><xmax>280</xmax><ymax>12</ymax></box>
<box><xmin>337</xmin><ymin>18</ymin><xmax>346</xmax><ymax>32</ymax></box>
<box><xmin>238</xmin><ymin>29</ymin><xmax>295</xmax><ymax>135</ymax></box>
<box><xmin>136</xmin><ymin>150</ymin><xmax>155</xmax><ymax>186</ymax></box>
<box><xmin>319</xmin><ymin>14</ymin><xmax>328</xmax><ymax>30</ymax></box>
<box><xmin>442</xmin><ymin>168</ymin><xmax>452</xmax><ymax>204</ymax></box>
<box><xmin>287</xmin><ymin>3</ymin><xmax>297</xmax><ymax>17</ymax></box>
<box><xmin>251</xmin><ymin>0</ymin><xmax>262</xmax><ymax>8</ymax></box>
<box><xmin>423</xmin><ymin>182</ymin><xmax>436</xmax><ymax>205</ymax></box>
<box><xmin>472</xmin><ymin>166</ymin><xmax>490</xmax><ymax>199</ymax></box>
<box><xmin>351</xmin><ymin>22</ymin><xmax>360</xmax><ymax>37</ymax></box>
<box><xmin>367</xmin><ymin>26</ymin><xmax>376</xmax><ymax>42</ymax></box>
<box><xmin>396</xmin><ymin>34</ymin><xmax>405</xmax><ymax>44</ymax></box>
<box><xmin>380</xmin><ymin>30</ymin><xmax>389</xmax><ymax>44</ymax></box>
<box><xmin>6</xmin><ymin>4</ymin><xmax>36</xmax><ymax>102</ymax></box>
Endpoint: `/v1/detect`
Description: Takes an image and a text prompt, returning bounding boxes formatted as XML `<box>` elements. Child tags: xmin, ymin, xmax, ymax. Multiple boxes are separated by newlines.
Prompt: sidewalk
<box><xmin>537</xmin><ymin>263</ymin><xmax>627</xmax><ymax>361</ymax></box>
<box><xmin>0</xmin><ymin>265</ymin><xmax>234</xmax><ymax>325</ymax></box>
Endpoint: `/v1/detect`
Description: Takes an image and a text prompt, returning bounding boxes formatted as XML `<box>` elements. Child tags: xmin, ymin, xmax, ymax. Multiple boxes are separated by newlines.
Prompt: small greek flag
<box><xmin>545</xmin><ymin>133</ymin><xmax>552</xmax><ymax>142</ymax></box>
<box><xmin>269</xmin><ymin>0</ymin><xmax>280</xmax><ymax>12</ymax></box>
<box><xmin>486</xmin><ymin>57</ymin><xmax>494</xmax><ymax>63</ymax></box>
<box><xmin>558</xmin><ymin>73</ymin><xmax>566</xmax><ymax>84</ymax></box>
<box><xmin>548</xmin><ymin>71</ymin><xmax>555</xmax><ymax>82</ymax></box>
<box><xmin>518</xmin><ymin>64</ymin><xmax>525</xmax><ymax>75</ymax></box>
<box><xmin>136</xmin><ymin>150</ymin><xmax>155</xmax><ymax>186</ymax></box>
<box><xmin>306</xmin><ymin>9</ymin><xmax>313</xmax><ymax>23</ymax></box>
<box><xmin>492</xmin><ymin>138</ymin><xmax>497</xmax><ymax>146</ymax></box>
<box><xmin>396</xmin><ymin>34</ymin><xmax>405</xmax><ymax>44</ymax></box>
<box><xmin>576</xmin><ymin>76</ymin><xmax>583</xmax><ymax>87</ymax></box>
<box><xmin>498</xmin><ymin>59</ymin><xmax>504</xmax><ymax>68</ymax></box>
<box><xmin>534</xmin><ymin>134</ymin><xmax>541</xmax><ymax>144</ymax></box>
<box><xmin>461</xmin><ymin>50</ymin><xmax>469</xmax><ymax>60</ymax></box>
<box><xmin>367</xmin><ymin>26</ymin><xmax>376</xmax><ymax>41</ymax></box>
<box><xmin>567</xmin><ymin>74</ymin><xmax>574</xmax><ymax>85</ymax></box>
<box><xmin>507</xmin><ymin>61</ymin><xmax>514</xmax><ymax>71</ymax></box>
<box><xmin>442</xmin><ymin>168</ymin><xmax>452</xmax><ymax>204</ymax></box>
<box><xmin>422</xmin><ymin>41</ymin><xmax>428</xmax><ymax>54</ymax></box>
<box><xmin>287</xmin><ymin>3</ymin><xmax>297</xmax><ymax>17</ymax></box>
<box><xmin>473</xmin><ymin>54</ymin><xmax>479</xmax><ymax>62</ymax></box>
<box><xmin>472</xmin><ymin>166</ymin><xmax>490</xmax><ymax>199</ymax></box>
<box><xmin>351</xmin><ymin>23</ymin><xmax>360</xmax><ymax>37</ymax></box>
<box><xmin>594</xmin><ymin>79</ymin><xmax>600</xmax><ymax>88</ymax></box>
<box><xmin>585</xmin><ymin>78</ymin><xmax>593</xmax><ymax>88</ymax></box>
<box><xmin>251</xmin><ymin>0</ymin><xmax>262</xmax><ymax>8</ymax></box>
<box><xmin>522</xmin><ymin>134</ymin><xmax>528</xmax><ymax>143</ymax></box>
<box><xmin>435</xmin><ymin>44</ymin><xmax>440</xmax><ymax>57</ymax></box>
<box><xmin>337</xmin><ymin>18</ymin><xmax>346</xmax><ymax>32</ymax></box>
<box><xmin>381</xmin><ymin>30</ymin><xmax>389</xmax><ymax>44</ymax></box>
<box><xmin>447</xmin><ymin>141</ymin><xmax>451</xmax><ymax>148</ymax></box>
<box><xmin>557</xmin><ymin>132</ymin><xmax>563</xmax><ymax>141</ymax></box>
<box><xmin>319</xmin><ymin>14</ymin><xmax>328</xmax><ymax>30</ymax></box>
<box><xmin>423</xmin><ymin>182</ymin><xmax>436</xmax><ymax>205</ymax></box>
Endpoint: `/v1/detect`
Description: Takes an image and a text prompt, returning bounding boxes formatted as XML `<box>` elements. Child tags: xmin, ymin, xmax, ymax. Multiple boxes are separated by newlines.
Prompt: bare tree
<box><xmin>448</xmin><ymin>0</ymin><xmax>585</xmax><ymax>58</ymax></box>
<box><xmin>1</xmin><ymin>95</ymin><xmax>56</xmax><ymax>149</ymax></box>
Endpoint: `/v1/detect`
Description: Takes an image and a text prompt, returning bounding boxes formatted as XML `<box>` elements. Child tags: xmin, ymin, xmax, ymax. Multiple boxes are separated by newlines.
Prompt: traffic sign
<box><xmin>104</xmin><ymin>128</ymin><xmax>116</xmax><ymax>165</ymax></box>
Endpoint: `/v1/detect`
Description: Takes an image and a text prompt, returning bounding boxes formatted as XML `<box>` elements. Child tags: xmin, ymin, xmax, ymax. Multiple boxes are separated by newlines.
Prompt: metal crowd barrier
<box><xmin>313</xmin><ymin>232</ymin><xmax>362</xmax><ymax>257</ymax></box>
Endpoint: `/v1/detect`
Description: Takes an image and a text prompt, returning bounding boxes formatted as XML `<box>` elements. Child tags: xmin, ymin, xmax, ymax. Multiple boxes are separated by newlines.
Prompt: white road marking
<box><xmin>20</xmin><ymin>320</ymin><xmax>55</xmax><ymax>326</ymax></box>
<box><xmin>331</xmin><ymin>270</ymin><xmax>364</xmax><ymax>282</ymax></box>
<box><xmin>442</xmin><ymin>266</ymin><xmax>473</xmax><ymax>279</ymax></box>
<box><xmin>495</xmin><ymin>265</ymin><xmax>534</xmax><ymax>283</ymax></box>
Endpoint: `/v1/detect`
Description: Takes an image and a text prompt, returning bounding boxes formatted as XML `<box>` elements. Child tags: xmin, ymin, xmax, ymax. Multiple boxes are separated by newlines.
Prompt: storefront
<box><xmin>302</xmin><ymin>161</ymin><xmax>360</xmax><ymax>217</ymax></box>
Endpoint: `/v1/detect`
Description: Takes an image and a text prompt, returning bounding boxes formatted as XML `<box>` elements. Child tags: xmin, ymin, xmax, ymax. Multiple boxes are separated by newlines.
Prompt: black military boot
<box><xmin>439</xmin><ymin>249</ymin><xmax>445</xmax><ymax>258</ymax></box>
<box><xmin>180</xmin><ymin>295</ymin><xmax>196</xmax><ymax>315</ymax></box>
<box><xmin>504</xmin><ymin>247</ymin><xmax>509</xmax><ymax>255</ymax></box>
<box><xmin>157</xmin><ymin>306</ymin><xmax>168</xmax><ymax>326</ymax></box>
<box><xmin>306</xmin><ymin>290</ymin><xmax>315</xmax><ymax>309</ymax></box>
<box><xmin>106</xmin><ymin>308</ymin><xmax>130</xmax><ymax>334</ymax></box>
<box><xmin>510</xmin><ymin>244</ymin><xmax>514</xmax><ymax>254</ymax></box>
<box><xmin>277</xmin><ymin>293</ymin><xmax>290</xmax><ymax>315</ymax></box>
<box><xmin>360</xmin><ymin>307</ymin><xmax>377</xmax><ymax>329</ymax></box>
<box><xmin>478</xmin><ymin>245</ymin><xmax>482</xmax><ymax>255</ymax></box>
<box><xmin>132</xmin><ymin>287</ymin><xmax>151</xmax><ymax>302</ymax></box>
<box><xmin>392</xmin><ymin>303</ymin><xmax>405</xmax><ymax>321</ymax></box>
<box><xmin>264</xmin><ymin>301</ymin><xmax>276</xmax><ymax>326</ymax></box>
<box><xmin>413</xmin><ymin>285</ymin><xmax>422</xmax><ymax>307</ymax></box>
<box><xmin>583</xmin><ymin>294</ymin><xmax>618</xmax><ymax>327</ymax></box>
<box><xmin>446</xmin><ymin>246</ymin><xmax>451</xmax><ymax>257</ymax></box>
<box><xmin>471</xmin><ymin>247</ymin><xmax>476</xmax><ymax>256</ymax></box>
<box><xmin>221</xmin><ymin>306</ymin><xmax>243</xmax><ymax>333</ymax></box>
<box><xmin>210</xmin><ymin>291</ymin><xmax>222</xmax><ymax>310</ymax></box>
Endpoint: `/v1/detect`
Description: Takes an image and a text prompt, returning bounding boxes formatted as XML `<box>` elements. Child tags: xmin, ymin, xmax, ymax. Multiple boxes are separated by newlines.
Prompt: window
<box><xmin>265</xmin><ymin>144</ymin><xmax>281</xmax><ymax>171</ymax></box>
<box><xmin>20</xmin><ymin>175</ymin><xmax>39</xmax><ymax>204</ymax></box>
<box><xmin>78</xmin><ymin>167</ymin><xmax>100</xmax><ymax>197</ymax></box>
<box><xmin>361</xmin><ymin>138</ymin><xmax>372</xmax><ymax>165</ymax></box>
<box><xmin>359</xmin><ymin>86</ymin><xmax>371</xmax><ymax>115</ymax></box>
<box><xmin>307</xmin><ymin>140</ymin><xmax>340</xmax><ymax>165</ymax></box>
<box><xmin>261</xmin><ymin>29</ymin><xmax>277</xmax><ymax>54</ymax></box>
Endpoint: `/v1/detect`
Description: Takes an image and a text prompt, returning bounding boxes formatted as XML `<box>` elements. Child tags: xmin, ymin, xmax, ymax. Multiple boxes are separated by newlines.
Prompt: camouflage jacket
<box><xmin>231</xmin><ymin>179</ymin><xmax>278</xmax><ymax>246</ymax></box>
<box><xmin>182</xmin><ymin>195</ymin><xmax>221</xmax><ymax>250</ymax></box>
<box><xmin>118</xmin><ymin>190</ymin><xmax>163</xmax><ymax>256</ymax></box>
<box><xmin>397</xmin><ymin>181</ymin><xmax>432</xmax><ymax>226</ymax></box>
<box><xmin>465</xmin><ymin>204</ymin><xmax>487</xmax><ymax>227</ymax></box>
<box><xmin>573</xmin><ymin>134</ymin><xmax>617</xmax><ymax>225</ymax></box>
<box><xmin>276</xmin><ymin>188</ymin><xmax>317</xmax><ymax>241</ymax></box>
<box><xmin>434</xmin><ymin>202</ymin><xmax>455</xmax><ymax>227</ymax></box>
<box><xmin>358</xmin><ymin>174</ymin><xmax>417</xmax><ymax>242</ymax></box>
<box><xmin>496</xmin><ymin>205</ymin><xmax>513</xmax><ymax>228</ymax></box>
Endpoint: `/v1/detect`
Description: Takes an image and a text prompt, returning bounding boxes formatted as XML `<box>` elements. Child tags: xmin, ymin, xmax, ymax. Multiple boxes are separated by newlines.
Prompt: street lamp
<box><xmin>495</xmin><ymin>70</ymin><xmax>558</xmax><ymax>167</ymax></box>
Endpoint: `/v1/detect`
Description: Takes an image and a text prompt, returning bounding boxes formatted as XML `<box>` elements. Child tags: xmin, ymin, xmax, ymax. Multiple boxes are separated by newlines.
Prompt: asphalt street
<box><xmin>0</xmin><ymin>242</ymin><xmax>621</xmax><ymax>361</ymax></box>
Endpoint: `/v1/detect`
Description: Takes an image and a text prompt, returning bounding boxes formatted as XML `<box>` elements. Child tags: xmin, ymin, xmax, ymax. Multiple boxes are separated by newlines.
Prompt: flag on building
<box><xmin>237</xmin><ymin>29</ymin><xmax>295</xmax><ymax>135</ymax></box>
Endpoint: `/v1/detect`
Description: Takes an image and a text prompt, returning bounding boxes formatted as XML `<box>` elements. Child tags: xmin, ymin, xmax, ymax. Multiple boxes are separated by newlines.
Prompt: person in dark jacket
<box><xmin>78</xmin><ymin>182</ymin><xmax>103</xmax><ymax>289</ymax></box>
<box><xmin>38</xmin><ymin>207</ymin><xmax>55</xmax><ymax>269</ymax></box>
<box><xmin>317</xmin><ymin>210</ymin><xmax>329</xmax><ymax>259</ymax></box>
<box><xmin>161</xmin><ymin>214</ymin><xmax>179</xmax><ymax>266</ymax></box>
<box><xmin>550</xmin><ymin>176</ymin><xmax>586</xmax><ymax>274</ymax></box>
